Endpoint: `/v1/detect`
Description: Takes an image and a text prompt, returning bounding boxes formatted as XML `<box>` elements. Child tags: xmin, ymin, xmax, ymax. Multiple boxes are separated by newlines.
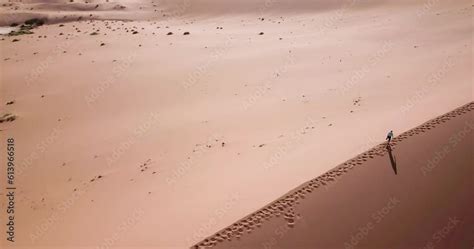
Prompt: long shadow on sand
<box><xmin>386</xmin><ymin>144</ymin><xmax>397</xmax><ymax>175</ymax></box>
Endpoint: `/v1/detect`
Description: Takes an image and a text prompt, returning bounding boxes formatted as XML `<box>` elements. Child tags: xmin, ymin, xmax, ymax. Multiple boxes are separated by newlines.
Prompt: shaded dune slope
<box><xmin>193</xmin><ymin>102</ymin><xmax>474</xmax><ymax>249</ymax></box>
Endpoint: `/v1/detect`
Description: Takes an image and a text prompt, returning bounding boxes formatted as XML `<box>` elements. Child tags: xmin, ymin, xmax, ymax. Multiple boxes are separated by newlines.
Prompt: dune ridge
<box><xmin>192</xmin><ymin>101</ymin><xmax>474</xmax><ymax>249</ymax></box>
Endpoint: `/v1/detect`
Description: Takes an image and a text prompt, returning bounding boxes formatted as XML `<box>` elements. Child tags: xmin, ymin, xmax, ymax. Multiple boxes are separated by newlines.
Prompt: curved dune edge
<box><xmin>0</xmin><ymin>1</ymin><xmax>146</xmax><ymax>26</ymax></box>
<box><xmin>0</xmin><ymin>11</ymin><xmax>134</xmax><ymax>27</ymax></box>
<box><xmin>191</xmin><ymin>101</ymin><xmax>474</xmax><ymax>249</ymax></box>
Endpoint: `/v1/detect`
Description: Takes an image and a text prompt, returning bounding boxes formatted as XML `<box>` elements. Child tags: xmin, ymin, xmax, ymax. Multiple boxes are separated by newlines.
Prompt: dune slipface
<box><xmin>193</xmin><ymin>102</ymin><xmax>474</xmax><ymax>249</ymax></box>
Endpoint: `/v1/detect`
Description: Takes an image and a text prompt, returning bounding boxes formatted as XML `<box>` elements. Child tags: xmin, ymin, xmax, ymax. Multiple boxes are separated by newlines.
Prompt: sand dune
<box><xmin>193</xmin><ymin>102</ymin><xmax>474</xmax><ymax>249</ymax></box>
<box><xmin>0</xmin><ymin>0</ymin><xmax>472</xmax><ymax>248</ymax></box>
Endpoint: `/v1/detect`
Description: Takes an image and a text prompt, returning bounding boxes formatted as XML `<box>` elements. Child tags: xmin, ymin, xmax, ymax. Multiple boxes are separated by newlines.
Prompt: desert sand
<box><xmin>0</xmin><ymin>0</ymin><xmax>472</xmax><ymax>248</ymax></box>
<box><xmin>194</xmin><ymin>102</ymin><xmax>474</xmax><ymax>249</ymax></box>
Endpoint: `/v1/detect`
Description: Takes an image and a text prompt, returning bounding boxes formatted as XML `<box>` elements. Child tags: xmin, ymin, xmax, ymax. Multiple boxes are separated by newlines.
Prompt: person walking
<box><xmin>386</xmin><ymin>130</ymin><xmax>394</xmax><ymax>144</ymax></box>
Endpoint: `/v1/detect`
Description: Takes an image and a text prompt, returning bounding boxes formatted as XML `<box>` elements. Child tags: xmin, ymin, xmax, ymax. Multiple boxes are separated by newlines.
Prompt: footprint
<box><xmin>0</xmin><ymin>113</ymin><xmax>17</xmax><ymax>123</ymax></box>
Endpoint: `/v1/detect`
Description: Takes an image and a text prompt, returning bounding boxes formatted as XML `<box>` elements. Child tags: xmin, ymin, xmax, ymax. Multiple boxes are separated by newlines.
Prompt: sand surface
<box><xmin>0</xmin><ymin>0</ymin><xmax>472</xmax><ymax>248</ymax></box>
<box><xmin>194</xmin><ymin>102</ymin><xmax>474</xmax><ymax>249</ymax></box>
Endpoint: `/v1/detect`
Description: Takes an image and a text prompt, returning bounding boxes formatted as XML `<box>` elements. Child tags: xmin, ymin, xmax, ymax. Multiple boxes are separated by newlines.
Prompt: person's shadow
<box><xmin>386</xmin><ymin>144</ymin><xmax>398</xmax><ymax>175</ymax></box>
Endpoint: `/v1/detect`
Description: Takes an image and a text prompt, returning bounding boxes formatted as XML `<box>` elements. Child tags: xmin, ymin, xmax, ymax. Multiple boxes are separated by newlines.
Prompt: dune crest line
<box><xmin>192</xmin><ymin>101</ymin><xmax>474</xmax><ymax>249</ymax></box>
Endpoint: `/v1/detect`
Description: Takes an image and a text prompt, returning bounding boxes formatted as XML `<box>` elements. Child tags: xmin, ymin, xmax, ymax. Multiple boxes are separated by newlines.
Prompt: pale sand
<box><xmin>194</xmin><ymin>102</ymin><xmax>474</xmax><ymax>249</ymax></box>
<box><xmin>0</xmin><ymin>0</ymin><xmax>472</xmax><ymax>248</ymax></box>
